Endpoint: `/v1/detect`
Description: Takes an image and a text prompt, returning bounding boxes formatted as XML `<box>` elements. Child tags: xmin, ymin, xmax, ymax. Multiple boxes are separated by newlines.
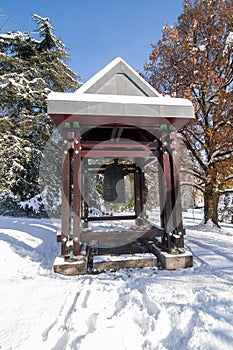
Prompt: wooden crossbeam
<box><xmin>83</xmin><ymin>215</ymin><xmax>137</xmax><ymax>221</ymax></box>
<box><xmin>81</xmin><ymin>149</ymin><xmax>153</xmax><ymax>158</ymax></box>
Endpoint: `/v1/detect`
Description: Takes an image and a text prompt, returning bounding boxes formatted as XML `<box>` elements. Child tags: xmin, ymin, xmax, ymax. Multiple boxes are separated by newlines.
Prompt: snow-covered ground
<box><xmin>0</xmin><ymin>211</ymin><xmax>233</xmax><ymax>350</ymax></box>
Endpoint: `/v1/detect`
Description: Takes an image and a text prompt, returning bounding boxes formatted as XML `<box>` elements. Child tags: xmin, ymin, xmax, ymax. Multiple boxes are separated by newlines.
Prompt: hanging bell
<box><xmin>104</xmin><ymin>160</ymin><xmax>127</xmax><ymax>203</ymax></box>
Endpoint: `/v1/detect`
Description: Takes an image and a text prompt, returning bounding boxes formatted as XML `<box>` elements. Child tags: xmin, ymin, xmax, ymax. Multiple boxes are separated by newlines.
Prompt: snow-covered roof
<box><xmin>75</xmin><ymin>57</ymin><xmax>161</xmax><ymax>97</ymax></box>
<box><xmin>47</xmin><ymin>57</ymin><xmax>194</xmax><ymax>129</ymax></box>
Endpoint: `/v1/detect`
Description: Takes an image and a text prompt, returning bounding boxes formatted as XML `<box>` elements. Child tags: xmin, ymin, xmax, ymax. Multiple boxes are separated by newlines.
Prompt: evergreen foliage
<box><xmin>145</xmin><ymin>0</ymin><xmax>233</xmax><ymax>226</ymax></box>
<box><xmin>219</xmin><ymin>194</ymin><xmax>233</xmax><ymax>223</ymax></box>
<box><xmin>0</xmin><ymin>14</ymin><xmax>80</xmax><ymax>216</ymax></box>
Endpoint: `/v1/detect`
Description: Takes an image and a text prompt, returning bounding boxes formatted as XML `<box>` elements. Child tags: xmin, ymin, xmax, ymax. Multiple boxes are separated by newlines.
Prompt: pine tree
<box><xmin>145</xmin><ymin>0</ymin><xmax>233</xmax><ymax>226</ymax></box>
<box><xmin>219</xmin><ymin>194</ymin><xmax>233</xmax><ymax>223</ymax></box>
<box><xmin>32</xmin><ymin>14</ymin><xmax>79</xmax><ymax>94</ymax></box>
<box><xmin>0</xmin><ymin>14</ymin><xmax>80</xmax><ymax>215</ymax></box>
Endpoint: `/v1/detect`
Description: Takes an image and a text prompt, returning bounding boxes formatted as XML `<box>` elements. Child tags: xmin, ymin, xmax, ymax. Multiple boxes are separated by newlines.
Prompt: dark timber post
<box><xmin>158</xmin><ymin>135</ymin><xmax>174</xmax><ymax>250</ymax></box>
<box><xmin>157</xmin><ymin>144</ymin><xmax>166</xmax><ymax>231</ymax></box>
<box><xmin>83</xmin><ymin>158</ymin><xmax>89</xmax><ymax>229</ymax></box>
<box><xmin>61</xmin><ymin>130</ymin><xmax>72</xmax><ymax>256</ymax></box>
<box><xmin>159</xmin><ymin>127</ymin><xmax>173</xmax><ymax>250</ymax></box>
<box><xmin>73</xmin><ymin>126</ymin><xmax>82</xmax><ymax>255</ymax></box>
<box><xmin>170</xmin><ymin>130</ymin><xmax>185</xmax><ymax>247</ymax></box>
<box><xmin>135</xmin><ymin>163</ymin><xmax>143</xmax><ymax>226</ymax></box>
<box><xmin>140</xmin><ymin>169</ymin><xmax>147</xmax><ymax>223</ymax></box>
<box><xmin>158</xmin><ymin>126</ymin><xmax>184</xmax><ymax>250</ymax></box>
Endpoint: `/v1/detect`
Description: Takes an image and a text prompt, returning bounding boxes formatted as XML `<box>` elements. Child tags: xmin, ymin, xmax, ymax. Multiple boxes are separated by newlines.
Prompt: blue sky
<box><xmin>1</xmin><ymin>0</ymin><xmax>183</xmax><ymax>82</ymax></box>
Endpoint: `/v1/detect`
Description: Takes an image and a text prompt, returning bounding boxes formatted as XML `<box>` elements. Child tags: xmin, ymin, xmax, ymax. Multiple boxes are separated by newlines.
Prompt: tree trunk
<box><xmin>204</xmin><ymin>187</ymin><xmax>220</xmax><ymax>227</ymax></box>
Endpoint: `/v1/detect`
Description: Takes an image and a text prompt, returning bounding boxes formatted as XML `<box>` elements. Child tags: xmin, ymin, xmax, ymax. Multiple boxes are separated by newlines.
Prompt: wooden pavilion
<box><xmin>48</xmin><ymin>57</ymin><xmax>194</xmax><ymax>271</ymax></box>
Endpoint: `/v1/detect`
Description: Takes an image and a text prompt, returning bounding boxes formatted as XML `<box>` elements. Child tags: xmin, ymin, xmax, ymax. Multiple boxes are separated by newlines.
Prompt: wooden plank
<box><xmin>81</xmin><ymin>141</ymin><xmax>152</xmax><ymax>148</ymax></box>
<box><xmin>56</xmin><ymin>224</ymin><xmax>164</xmax><ymax>245</ymax></box>
<box><xmin>98</xmin><ymin>241</ymin><xmax>143</xmax><ymax>255</ymax></box>
<box><xmin>81</xmin><ymin>149</ymin><xmax>152</xmax><ymax>158</ymax></box>
<box><xmin>140</xmin><ymin>225</ymin><xmax>165</xmax><ymax>239</ymax></box>
<box><xmin>86</xmin><ymin>163</ymin><xmax>136</xmax><ymax>170</ymax></box>
<box><xmin>84</xmin><ymin>215</ymin><xmax>137</xmax><ymax>221</ymax></box>
<box><xmin>81</xmin><ymin>229</ymin><xmax>149</xmax><ymax>248</ymax></box>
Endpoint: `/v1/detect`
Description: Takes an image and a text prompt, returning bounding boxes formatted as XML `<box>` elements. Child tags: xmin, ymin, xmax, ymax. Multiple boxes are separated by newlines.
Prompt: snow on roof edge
<box><xmin>48</xmin><ymin>91</ymin><xmax>193</xmax><ymax>107</ymax></box>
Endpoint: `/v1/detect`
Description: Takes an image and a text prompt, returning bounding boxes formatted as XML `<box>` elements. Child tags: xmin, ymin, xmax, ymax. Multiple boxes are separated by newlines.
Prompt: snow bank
<box><xmin>0</xmin><ymin>213</ymin><xmax>233</xmax><ymax>350</ymax></box>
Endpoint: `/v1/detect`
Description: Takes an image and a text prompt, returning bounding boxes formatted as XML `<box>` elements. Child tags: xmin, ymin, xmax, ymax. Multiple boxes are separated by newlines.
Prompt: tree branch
<box><xmin>180</xmin><ymin>181</ymin><xmax>204</xmax><ymax>193</ymax></box>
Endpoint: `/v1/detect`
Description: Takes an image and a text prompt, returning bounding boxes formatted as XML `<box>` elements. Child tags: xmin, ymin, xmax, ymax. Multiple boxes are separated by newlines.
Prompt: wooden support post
<box><xmin>157</xmin><ymin>146</ymin><xmax>166</xmax><ymax>230</ymax></box>
<box><xmin>83</xmin><ymin>158</ymin><xmax>89</xmax><ymax>228</ymax></box>
<box><xmin>73</xmin><ymin>132</ymin><xmax>82</xmax><ymax>255</ymax></box>
<box><xmin>61</xmin><ymin>142</ymin><xmax>72</xmax><ymax>256</ymax></box>
<box><xmin>140</xmin><ymin>169</ymin><xmax>147</xmax><ymax>223</ymax></box>
<box><xmin>134</xmin><ymin>165</ymin><xmax>143</xmax><ymax>226</ymax></box>
<box><xmin>158</xmin><ymin>127</ymin><xmax>185</xmax><ymax>250</ymax></box>
<box><xmin>161</xmin><ymin>152</ymin><xmax>174</xmax><ymax>250</ymax></box>
<box><xmin>170</xmin><ymin>130</ymin><xmax>185</xmax><ymax>247</ymax></box>
<box><xmin>158</xmin><ymin>131</ymin><xmax>174</xmax><ymax>251</ymax></box>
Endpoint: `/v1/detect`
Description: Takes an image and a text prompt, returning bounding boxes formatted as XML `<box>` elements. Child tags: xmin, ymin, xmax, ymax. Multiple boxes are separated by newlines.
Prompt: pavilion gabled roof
<box><xmin>47</xmin><ymin>57</ymin><xmax>194</xmax><ymax>129</ymax></box>
<box><xmin>75</xmin><ymin>57</ymin><xmax>161</xmax><ymax>97</ymax></box>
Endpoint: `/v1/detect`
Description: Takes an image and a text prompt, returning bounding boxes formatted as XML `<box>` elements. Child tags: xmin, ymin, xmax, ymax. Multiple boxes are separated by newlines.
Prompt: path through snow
<box><xmin>0</xmin><ymin>212</ymin><xmax>233</xmax><ymax>350</ymax></box>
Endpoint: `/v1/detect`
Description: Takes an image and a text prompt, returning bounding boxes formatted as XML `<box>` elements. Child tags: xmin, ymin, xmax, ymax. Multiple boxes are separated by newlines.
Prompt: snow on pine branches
<box><xmin>0</xmin><ymin>14</ymin><xmax>81</xmax><ymax>216</ymax></box>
